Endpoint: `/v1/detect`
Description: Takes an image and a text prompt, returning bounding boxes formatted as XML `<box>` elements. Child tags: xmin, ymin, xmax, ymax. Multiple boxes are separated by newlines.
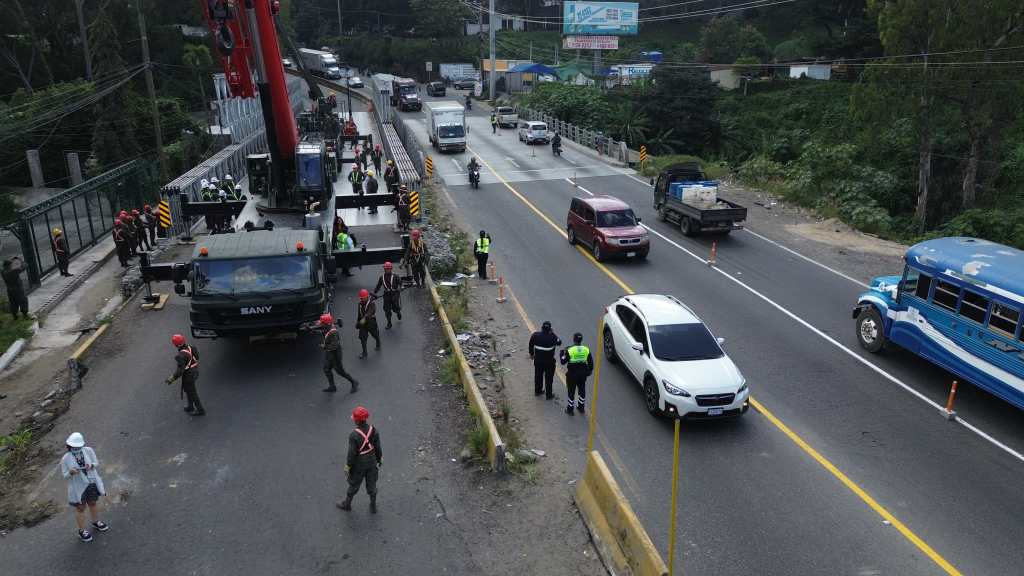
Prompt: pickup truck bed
<box><xmin>656</xmin><ymin>196</ymin><xmax>746</xmax><ymax>237</ymax></box>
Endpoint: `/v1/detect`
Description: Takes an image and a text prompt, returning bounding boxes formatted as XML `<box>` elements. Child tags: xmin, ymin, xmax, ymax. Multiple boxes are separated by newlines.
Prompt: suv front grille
<box><xmin>695</xmin><ymin>393</ymin><xmax>735</xmax><ymax>407</ymax></box>
<box><xmin>617</xmin><ymin>238</ymin><xmax>642</xmax><ymax>245</ymax></box>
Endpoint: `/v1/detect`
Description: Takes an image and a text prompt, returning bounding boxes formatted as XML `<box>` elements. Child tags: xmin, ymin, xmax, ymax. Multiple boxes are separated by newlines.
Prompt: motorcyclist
<box><xmin>467</xmin><ymin>158</ymin><xmax>481</xmax><ymax>186</ymax></box>
<box><xmin>464</xmin><ymin>94</ymin><xmax>472</xmax><ymax>110</ymax></box>
<box><xmin>552</xmin><ymin>133</ymin><xmax>562</xmax><ymax>155</ymax></box>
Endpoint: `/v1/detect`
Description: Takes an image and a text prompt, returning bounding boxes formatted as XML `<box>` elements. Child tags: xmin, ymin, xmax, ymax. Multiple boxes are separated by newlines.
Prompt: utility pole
<box><xmin>488</xmin><ymin>0</ymin><xmax>496</xmax><ymax>103</ymax></box>
<box><xmin>75</xmin><ymin>0</ymin><xmax>93</xmax><ymax>81</ymax></box>
<box><xmin>529</xmin><ymin>41</ymin><xmax>533</xmax><ymax>62</ymax></box>
<box><xmin>137</xmin><ymin>4</ymin><xmax>167</xmax><ymax>180</ymax></box>
<box><xmin>337</xmin><ymin>0</ymin><xmax>343</xmax><ymax>38</ymax></box>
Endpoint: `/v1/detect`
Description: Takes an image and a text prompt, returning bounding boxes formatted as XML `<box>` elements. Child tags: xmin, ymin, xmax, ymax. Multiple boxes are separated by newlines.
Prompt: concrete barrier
<box><xmin>65</xmin><ymin>324</ymin><xmax>109</xmax><ymax>393</ymax></box>
<box><xmin>425</xmin><ymin>273</ymin><xmax>506</xmax><ymax>471</ymax></box>
<box><xmin>576</xmin><ymin>450</ymin><xmax>668</xmax><ymax>576</ymax></box>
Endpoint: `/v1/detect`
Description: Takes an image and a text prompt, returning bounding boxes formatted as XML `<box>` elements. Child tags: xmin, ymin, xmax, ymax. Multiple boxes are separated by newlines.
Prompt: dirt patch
<box><xmin>785</xmin><ymin>218</ymin><xmax>907</xmax><ymax>259</ymax></box>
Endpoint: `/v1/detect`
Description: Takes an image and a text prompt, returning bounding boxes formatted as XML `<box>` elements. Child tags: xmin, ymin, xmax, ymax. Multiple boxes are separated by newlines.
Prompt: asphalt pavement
<box><xmin>399</xmin><ymin>87</ymin><xmax>1024</xmax><ymax>575</ymax></box>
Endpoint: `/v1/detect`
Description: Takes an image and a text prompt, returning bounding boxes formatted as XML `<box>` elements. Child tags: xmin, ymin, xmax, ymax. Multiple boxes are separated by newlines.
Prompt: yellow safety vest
<box><xmin>336</xmin><ymin>232</ymin><xmax>349</xmax><ymax>250</ymax></box>
<box><xmin>567</xmin><ymin>345</ymin><xmax>590</xmax><ymax>363</ymax></box>
<box><xmin>476</xmin><ymin>237</ymin><xmax>490</xmax><ymax>254</ymax></box>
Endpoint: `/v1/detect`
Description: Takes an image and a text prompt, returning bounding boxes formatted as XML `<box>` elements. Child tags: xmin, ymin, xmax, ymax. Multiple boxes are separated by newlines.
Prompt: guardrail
<box><xmin>518</xmin><ymin>107</ymin><xmax>635</xmax><ymax>165</ymax></box>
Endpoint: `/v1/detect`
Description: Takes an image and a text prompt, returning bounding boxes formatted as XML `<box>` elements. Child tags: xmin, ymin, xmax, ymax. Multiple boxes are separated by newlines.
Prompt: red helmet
<box><xmin>359</xmin><ymin>289</ymin><xmax>369</xmax><ymax>300</ymax></box>
<box><xmin>144</xmin><ymin>204</ymin><xmax>151</xmax><ymax>211</ymax></box>
<box><xmin>131</xmin><ymin>209</ymin><xmax>140</xmax><ymax>216</ymax></box>
<box><xmin>319</xmin><ymin>313</ymin><xmax>333</xmax><ymax>326</ymax></box>
<box><xmin>374</xmin><ymin>144</ymin><xmax>381</xmax><ymax>151</ymax></box>
<box><xmin>171</xmin><ymin>334</ymin><xmax>185</xmax><ymax>347</ymax></box>
<box><xmin>411</xmin><ymin>229</ymin><xmax>421</xmax><ymax>238</ymax></box>
<box><xmin>383</xmin><ymin>261</ymin><xmax>392</xmax><ymax>270</ymax></box>
<box><xmin>114</xmin><ymin>218</ymin><xmax>122</xmax><ymax>226</ymax></box>
<box><xmin>119</xmin><ymin>210</ymin><xmax>128</xmax><ymax>217</ymax></box>
<box><xmin>352</xmin><ymin>406</ymin><xmax>369</xmax><ymax>422</ymax></box>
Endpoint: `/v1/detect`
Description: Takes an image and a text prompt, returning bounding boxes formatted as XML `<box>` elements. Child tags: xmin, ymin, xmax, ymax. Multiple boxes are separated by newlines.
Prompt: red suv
<box><xmin>567</xmin><ymin>196</ymin><xmax>649</xmax><ymax>261</ymax></box>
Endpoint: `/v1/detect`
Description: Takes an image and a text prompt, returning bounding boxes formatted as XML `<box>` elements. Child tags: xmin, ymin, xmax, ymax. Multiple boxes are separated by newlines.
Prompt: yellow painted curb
<box><xmin>426</xmin><ymin>273</ymin><xmax>506</xmax><ymax>471</ymax></box>
<box><xmin>70</xmin><ymin>324</ymin><xmax>109</xmax><ymax>361</ymax></box>
<box><xmin>576</xmin><ymin>451</ymin><xmax>668</xmax><ymax>576</ymax></box>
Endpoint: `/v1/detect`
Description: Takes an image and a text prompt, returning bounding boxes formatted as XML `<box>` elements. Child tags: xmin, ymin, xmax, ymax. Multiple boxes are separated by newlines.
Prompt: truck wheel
<box><xmin>680</xmin><ymin>216</ymin><xmax>699</xmax><ymax>237</ymax></box>
<box><xmin>856</xmin><ymin>307</ymin><xmax>887</xmax><ymax>353</ymax></box>
<box><xmin>657</xmin><ymin>205</ymin><xmax>668</xmax><ymax>221</ymax></box>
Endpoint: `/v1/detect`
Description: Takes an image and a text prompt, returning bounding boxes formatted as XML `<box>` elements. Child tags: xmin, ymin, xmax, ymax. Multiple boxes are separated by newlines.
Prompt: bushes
<box><xmin>929</xmin><ymin>209</ymin><xmax>1024</xmax><ymax>249</ymax></box>
<box><xmin>641</xmin><ymin>154</ymin><xmax>727</xmax><ymax>180</ymax></box>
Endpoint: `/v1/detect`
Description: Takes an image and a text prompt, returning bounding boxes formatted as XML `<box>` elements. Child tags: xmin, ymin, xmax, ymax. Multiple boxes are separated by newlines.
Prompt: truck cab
<box><xmin>426</xmin><ymin>101</ymin><xmax>466</xmax><ymax>153</ymax></box>
<box><xmin>391</xmin><ymin>78</ymin><xmax>421</xmax><ymax>111</ymax></box>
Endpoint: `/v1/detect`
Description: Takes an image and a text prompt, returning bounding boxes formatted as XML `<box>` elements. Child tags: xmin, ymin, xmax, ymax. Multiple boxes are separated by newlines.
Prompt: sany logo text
<box><xmin>240</xmin><ymin>306</ymin><xmax>273</xmax><ymax>315</ymax></box>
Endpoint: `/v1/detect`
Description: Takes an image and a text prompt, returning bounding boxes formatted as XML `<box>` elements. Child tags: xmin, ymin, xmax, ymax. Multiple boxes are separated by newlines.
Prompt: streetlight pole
<box><xmin>488</xmin><ymin>0</ymin><xmax>496</xmax><ymax>103</ymax></box>
<box><xmin>75</xmin><ymin>0</ymin><xmax>93</xmax><ymax>81</ymax></box>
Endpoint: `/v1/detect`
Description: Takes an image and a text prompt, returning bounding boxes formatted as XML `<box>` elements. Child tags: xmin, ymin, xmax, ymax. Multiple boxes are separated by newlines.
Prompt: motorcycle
<box><xmin>552</xmin><ymin>141</ymin><xmax>562</xmax><ymax>157</ymax></box>
<box><xmin>469</xmin><ymin>168</ymin><xmax>480</xmax><ymax>189</ymax></box>
<box><xmin>465</xmin><ymin>99</ymin><xmax>472</xmax><ymax>111</ymax></box>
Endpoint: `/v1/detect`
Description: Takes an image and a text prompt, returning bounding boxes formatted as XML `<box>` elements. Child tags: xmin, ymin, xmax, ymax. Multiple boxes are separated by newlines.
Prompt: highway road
<box><xmin>401</xmin><ymin>87</ymin><xmax>1024</xmax><ymax>575</ymax></box>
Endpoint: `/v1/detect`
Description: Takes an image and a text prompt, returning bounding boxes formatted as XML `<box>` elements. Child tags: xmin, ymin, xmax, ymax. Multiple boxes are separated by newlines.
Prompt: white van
<box><xmin>518</xmin><ymin>121</ymin><xmax>549</xmax><ymax>145</ymax></box>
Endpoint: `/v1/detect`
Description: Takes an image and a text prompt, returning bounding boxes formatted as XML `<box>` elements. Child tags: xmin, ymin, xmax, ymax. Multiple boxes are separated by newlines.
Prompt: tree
<box><xmin>698</xmin><ymin>16</ymin><xmax>770</xmax><ymax>63</ymax></box>
<box><xmin>89</xmin><ymin>9</ymin><xmax>140</xmax><ymax>169</ymax></box>
<box><xmin>641</xmin><ymin>67</ymin><xmax>719</xmax><ymax>154</ymax></box>
<box><xmin>182</xmin><ymin>44</ymin><xmax>213</xmax><ymax>118</ymax></box>
<box><xmin>409</xmin><ymin>0</ymin><xmax>471</xmax><ymax>38</ymax></box>
<box><xmin>608</xmin><ymin>103</ymin><xmax>650</xmax><ymax>148</ymax></box>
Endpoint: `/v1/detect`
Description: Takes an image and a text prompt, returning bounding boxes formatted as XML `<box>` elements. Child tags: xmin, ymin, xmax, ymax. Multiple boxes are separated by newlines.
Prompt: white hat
<box><xmin>234</xmin><ymin>184</ymin><xmax>242</xmax><ymax>191</ymax></box>
<box><xmin>224</xmin><ymin>174</ymin><xmax>233</xmax><ymax>181</ymax></box>
<box><xmin>210</xmin><ymin>176</ymin><xmax>220</xmax><ymax>184</ymax></box>
<box><xmin>200</xmin><ymin>178</ymin><xmax>209</xmax><ymax>187</ymax></box>
<box><xmin>66</xmin><ymin>432</ymin><xmax>85</xmax><ymax>448</ymax></box>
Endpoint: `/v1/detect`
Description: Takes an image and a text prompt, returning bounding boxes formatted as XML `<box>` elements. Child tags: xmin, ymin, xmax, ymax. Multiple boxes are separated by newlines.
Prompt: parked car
<box><xmin>453</xmin><ymin>77</ymin><xmax>477</xmax><ymax>90</ymax></box>
<box><xmin>518</xmin><ymin>120</ymin><xmax>549</xmax><ymax>144</ymax></box>
<box><xmin>347</xmin><ymin>76</ymin><xmax>364</xmax><ymax>88</ymax></box>
<box><xmin>281</xmin><ymin>58</ymin><xmax>294</xmax><ymax>69</ymax></box>
<box><xmin>602</xmin><ymin>294</ymin><xmax>749</xmax><ymax>419</ymax></box>
<box><xmin>567</xmin><ymin>196</ymin><xmax>649</xmax><ymax>261</ymax></box>
<box><xmin>495</xmin><ymin>106</ymin><xmax>518</xmax><ymax>128</ymax></box>
<box><xmin>426</xmin><ymin>81</ymin><xmax>446</xmax><ymax>96</ymax></box>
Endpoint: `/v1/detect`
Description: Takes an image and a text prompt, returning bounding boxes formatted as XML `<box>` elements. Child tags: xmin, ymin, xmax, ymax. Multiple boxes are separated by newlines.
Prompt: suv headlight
<box><xmin>662</xmin><ymin>379</ymin><xmax>691</xmax><ymax>397</ymax></box>
<box><xmin>737</xmin><ymin>380</ymin><xmax>748</xmax><ymax>394</ymax></box>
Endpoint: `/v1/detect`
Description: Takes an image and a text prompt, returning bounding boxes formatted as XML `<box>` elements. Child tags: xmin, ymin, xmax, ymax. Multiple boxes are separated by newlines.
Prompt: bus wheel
<box><xmin>856</xmin><ymin>307</ymin><xmax>886</xmax><ymax>353</ymax></box>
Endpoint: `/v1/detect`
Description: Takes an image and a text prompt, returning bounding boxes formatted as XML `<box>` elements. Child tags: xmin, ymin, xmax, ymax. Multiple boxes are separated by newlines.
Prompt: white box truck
<box><xmin>298</xmin><ymin>48</ymin><xmax>342</xmax><ymax>80</ymax></box>
<box><xmin>426</xmin><ymin>101</ymin><xmax>467</xmax><ymax>153</ymax></box>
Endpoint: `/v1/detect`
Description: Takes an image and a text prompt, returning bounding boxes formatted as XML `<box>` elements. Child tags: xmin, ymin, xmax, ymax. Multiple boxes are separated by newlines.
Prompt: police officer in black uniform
<box><xmin>165</xmin><ymin>334</ymin><xmax>205</xmax><ymax>416</ymax></box>
<box><xmin>356</xmin><ymin>289</ymin><xmax>381</xmax><ymax>358</ymax></box>
<box><xmin>373</xmin><ymin>262</ymin><xmax>402</xmax><ymax>329</ymax></box>
<box><xmin>337</xmin><ymin>406</ymin><xmax>382</xmax><ymax>513</ymax></box>
<box><xmin>560</xmin><ymin>332</ymin><xmax>594</xmax><ymax>414</ymax></box>
<box><xmin>319</xmin><ymin>313</ymin><xmax>359</xmax><ymax>393</ymax></box>
<box><xmin>528</xmin><ymin>321</ymin><xmax>562</xmax><ymax>399</ymax></box>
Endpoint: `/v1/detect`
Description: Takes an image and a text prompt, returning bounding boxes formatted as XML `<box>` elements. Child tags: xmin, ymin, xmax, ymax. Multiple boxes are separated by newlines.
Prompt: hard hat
<box><xmin>66</xmin><ymin>432</ymin><xmax>85</xmax><ymax>448</ymax></box>
<box><xmin>210</xmin><ymin>176</ymin><xmax>219</xmax><ymax>184</ymax></box>
<box><xmin>374</xmin><ymin>144</ymin><xmax>381</xmax><ymax>151</ymax></box>
<box><xmin>225</xmin><ymin>174</ymin><xmax>233</xmax><ymax>181</ymax></box>
<box><xmin>132</xmin><ymin>209</ymin><xmax>140</xmax><ymax>215</ymax></box>
<box><xmin>319</xmin><ymin>313</ymin><xmax>333</xmax><ymax>326</ymax></box>
<box><xmin>120</xmin><ymin>210</ymin><xmax>128</xmax><ymax>217</ymax></box>
<box><xmin>114</xmin><ymin>218</ymin><xmax>122</xmax><ymax>225</ymax></box>
<box><xmin>366</xmin><ymin>170</ymin><xmax>374</xmax><ymax>177</ymax></box>
<box><xmin>387</xmin><ymin>159</ymin><xmax>394</xmax><ymax>165</ymax></box>
<box><xmin>52</xmin><ymin>228</ymin><xmax>62</xmax><ymax>235</ymax></box>
<box><xmin>479</xmin><ymin>230</ymin><xmax>486</xmax><ymax>236</ymax></box>
<box><xmin>200</xmin><ymin>178</ymin><xmax>209</xmax><ymax>186</ymax></box>
<box><xmin>171</xmin><ymin>334</ymin><xmax>186</xmax><ymax>347</ymax></box>
<box><xmin>383</xmin><ymin>261</ymin><xmax>392</xmax><ymax>270</ymax></box>
<box><xmin>573</xmin><ymin>332</ymin><xmax>583</xmax><ymax>344</ymax></box>
<box><xmin>234</xmin><ymin>184</ymin><xmax>242</xmax><ymax>191</ymax></box>
<box><xmin>359</xmin><ymin>288</ymin><xmax>369</xmax><ymax>300</ymax></box>
<box><xmin>411</xmin><ymin>229</ymin><xmax>421</xmax><ymax>238</ymax></box>
<box><xmin>352</xmin><ymin>406</ymin><xmax>369</xmax><ymax>422</ymax></box>
<box><xmin>144</xmin><ymin>204</ymin><xmax>151</xmax><ymax>211</ymax></box>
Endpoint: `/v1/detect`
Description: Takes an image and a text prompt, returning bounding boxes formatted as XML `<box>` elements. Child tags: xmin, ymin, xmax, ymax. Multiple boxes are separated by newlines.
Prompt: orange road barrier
<box><xmin>488</xmin><ymin>262</ymin><xmax>497</xmax><ymax>284</ymax></box>
<box><xmin>496</xmin><ymin>275</ymin><xmax>507</xmax><ymax>303</ymax></box>
<box><xmin>944</xmin><ymin>380</ymin><xmax>959</xmax><ymax>420</ymax></box>
<box><xmin>708</xmin><ymin>241</ymin><xmax>717</xmax><ymax>266</ymax></box>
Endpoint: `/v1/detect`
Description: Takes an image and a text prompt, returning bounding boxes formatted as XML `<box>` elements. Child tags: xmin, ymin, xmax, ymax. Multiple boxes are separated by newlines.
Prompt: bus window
<box><xmin>932</xmin><ymin>279</ymin><xmax>960</xmax><ymax>311</ymax></box>
<box><xmin>990</xmin><ymin>302</ymin><xmax>1021</xmax><ymax>339</ymax></box>
<box><xmin>913</xmin><ymin>271</ymin><xmax>932</xmax><ymax>300</ymax></box>
<box><xmin>960</xmin><ymin>289</ymin><xmax>990</xmax><ymax>324</ymax></box>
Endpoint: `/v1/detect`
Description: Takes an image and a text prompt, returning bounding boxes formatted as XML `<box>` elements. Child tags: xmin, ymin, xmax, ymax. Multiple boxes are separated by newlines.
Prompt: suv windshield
<box><xmin>194</xmin><ymin>256</ymin><xmax>315</xmax><ymax>295</ymax></box>
<box><xmin>439</xmin><ymin>125</ymin><xmax>465</xmax><ymax>138</ymax></box>
<box><xmin>497</xmin><ymin>107</ymin><xmax>514</xmax><ymax>114</ymax></box>
<box><xmin>596</xmin><ymin>209</ymin><xmax>637</xmax><ymax>228</ymax></box>
<box><xmin>400</xmin><ymin>84</ymin><xmax>417</xmax><ymax>95</ymax></box>
<box><xmin>648</xmin><ymin>323</ymin><xmax>724</xmax><ymax>361</ymax></box>
<box><xmin>530</xmin><ymin>123</ymin><xmax>547</xmax><ymax>132</ymax></box>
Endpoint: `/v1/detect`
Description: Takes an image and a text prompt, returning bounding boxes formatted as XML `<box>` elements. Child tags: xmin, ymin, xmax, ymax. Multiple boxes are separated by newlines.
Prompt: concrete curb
<box><xmin>576</xmin><ymin>451</ymin><xmax>668</xmax><ymax>576</ymax></box>
<box><xmin>0</xmin><ymin>338</ymin><xmax>27</xmax><ymax>373</ymax></box>
<box><xmin>65</xmin><ymin>323</ymin><xmax>109</xmax><ymax>393</ymax></box>
<box><xmin>426</xmin><ymin>272</ymin><xmax>506</xmax><ymax>471</ymax></box>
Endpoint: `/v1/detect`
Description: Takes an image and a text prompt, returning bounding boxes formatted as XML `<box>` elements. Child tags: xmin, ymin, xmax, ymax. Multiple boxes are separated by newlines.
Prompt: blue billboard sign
<box><xmin>563</xmin><ymin>2</ymin><xmax>639</xmax><ymax>36</ymax></box>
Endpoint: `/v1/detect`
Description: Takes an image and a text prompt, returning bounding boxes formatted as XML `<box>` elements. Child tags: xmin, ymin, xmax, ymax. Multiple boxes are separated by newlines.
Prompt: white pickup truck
<box><xmin>495</xmin><ymin>106</ymin><xmax>518</xmax><ymax>128</ymax></box>
<box><xmin>426</xmin><ymin>101</ymin><xmax>467</xmax><ymax>153</ymax></box>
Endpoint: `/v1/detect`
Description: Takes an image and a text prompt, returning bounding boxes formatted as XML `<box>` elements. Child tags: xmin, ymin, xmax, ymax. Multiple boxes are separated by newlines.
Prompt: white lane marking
<box><xmin>744</xmin><ymin>228</ymin><xmax>870</xmax><ymax>289</ymax></box>
<box><xmin>566</xmin><ymin>178</ymin><xmax>593</xmax><ymax>195</ymax></box>
<box><xmin>569</xmin><ymin>180</ymin><xmax>1024</xmax><ymax>465</ymax></box>
<box><xmin>621</xmin><ymin>172</ymin><xmax>871</xmax><ymax>289</ymax></box>
<box><xmin>505</xmin><ymin>157</ymin><xmax>521</xmax><ymax>168</ymax></box>
<box><xmin>451</xmin><ymin>158</ymin><xmax>465</xmax><ymax>173</ymax></box>
<box><xmin>566</xmin><ymin>157</ymin><xmax>579</xmax><ymax>166</ymax></box>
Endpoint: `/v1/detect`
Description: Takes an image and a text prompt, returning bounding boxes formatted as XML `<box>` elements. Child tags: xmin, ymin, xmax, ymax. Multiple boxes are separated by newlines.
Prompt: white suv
<box><xmin>518</xmin><ymin>121</ymin><xmax>549</xmax><ymax>144</ymax></box>
<box><xmin>602</xmin><ymin>294</ymin><xmax>749</xmax><ymax>419</ymax></box>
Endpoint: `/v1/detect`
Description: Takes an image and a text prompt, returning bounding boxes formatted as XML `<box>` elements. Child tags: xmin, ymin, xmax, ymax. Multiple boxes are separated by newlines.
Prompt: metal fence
<box><xmin>4</xmin><ymin>160</ymin><xmax>156</xmax><ymax>286</ymax></box>
<box><xmin>518</xmin><ymin>107</ymin><xmax>635</xmax><ymax>165</ymax></box>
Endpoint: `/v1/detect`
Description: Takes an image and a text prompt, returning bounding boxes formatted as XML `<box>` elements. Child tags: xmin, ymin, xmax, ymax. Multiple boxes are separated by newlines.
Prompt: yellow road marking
<box><xmin>468</xmin><ymin>147</ymin><xmax>963</xmax><ymax>576</ymax></box>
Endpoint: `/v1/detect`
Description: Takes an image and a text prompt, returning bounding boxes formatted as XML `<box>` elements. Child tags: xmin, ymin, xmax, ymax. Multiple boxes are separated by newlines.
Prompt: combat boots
<box><xmin>337</xmin><ymin>497</ymin><xmax>352</xmax><ymax>511</ymax></box>
<box><xmin>370</xmin><ymin>495</ymin><xmax>377</xmax><ymax>514</ymax></box>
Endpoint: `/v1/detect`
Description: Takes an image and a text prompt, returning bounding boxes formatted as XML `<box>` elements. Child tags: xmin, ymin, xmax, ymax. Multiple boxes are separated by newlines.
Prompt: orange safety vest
<box><xmin>380</xmin><ymin>273</ymin><xmax>396</xmax><ymax>292</ymax></box>
<box><xmin>323</xmin><ymin>327</ymin><xmax>337</xmax><ymax>347</ymax></box>
<box><xmin>355</xmin><ymin>426</ymin><xmax>375</xmax><ymax>455</ymax></box>
<box><xmin>180</xmin><ymin>346</ymin><xmax>199</xmax><ymax>371</ymax></box>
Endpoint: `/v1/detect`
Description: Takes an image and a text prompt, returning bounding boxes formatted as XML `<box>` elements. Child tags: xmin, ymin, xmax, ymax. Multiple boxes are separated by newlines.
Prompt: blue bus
<box><xmin>853</xmin><ymin>237</ymin><xmax>1024</xmax><ymax>410</ymax></box>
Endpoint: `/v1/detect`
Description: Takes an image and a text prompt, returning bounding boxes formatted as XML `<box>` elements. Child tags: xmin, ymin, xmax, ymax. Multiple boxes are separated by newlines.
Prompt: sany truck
<box><xmin>298</xmin><ymin>48</ymin><xmax>342</xmax><ymax>80</ymax></box>
<box><xmin>426</xmin><ymin>101</ymin><xmax>466</xmax><ymax>153</ymax></box>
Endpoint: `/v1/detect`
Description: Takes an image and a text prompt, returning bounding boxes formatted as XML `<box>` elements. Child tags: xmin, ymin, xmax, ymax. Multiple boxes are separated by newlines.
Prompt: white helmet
<box><xmin>66</xmin><ymin>432</ymin><xmax>85</xmax><ymax>448</ymax></box>
<box><xmin>224</xmin><ymin>174</ymin><xmax>233</xmax><ymax>181</ymax></box>
<box><xmin>234</xmin><ymin>184</ymin><xmax>242</xmax><ymax>191</ymax></box>
<box><xmin>200</xmin><ymin>178</ymin><xmax>209</xmax><ymax>187</ymax></box>
<box><xmin>210</xmin><ymin>176</ymin><xmax>220</xmax><ymax>184</ymax></box>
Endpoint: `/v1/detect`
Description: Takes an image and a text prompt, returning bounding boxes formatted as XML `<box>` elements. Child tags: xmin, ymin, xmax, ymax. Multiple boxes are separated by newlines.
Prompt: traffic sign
<box><xmin>426</xmin><ymin>61</ymin><xmax>433</xmax><ymax>72</ymax></box>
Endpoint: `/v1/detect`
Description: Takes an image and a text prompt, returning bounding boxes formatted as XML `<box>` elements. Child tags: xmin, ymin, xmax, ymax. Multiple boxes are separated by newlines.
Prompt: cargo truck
<box><xmin>298</xmin><ymin>48</ymin><xmax>342</xmax><ymax>79</ymax></box>
<box><xmin>653</xmin><ymin>163</ymin><xmax>746</xmax><ymax>236</ymax></box>
<box><xmin>426</xmin><ymin>101</ymin><xmax>467</xmax><ymax>153</ymax></box>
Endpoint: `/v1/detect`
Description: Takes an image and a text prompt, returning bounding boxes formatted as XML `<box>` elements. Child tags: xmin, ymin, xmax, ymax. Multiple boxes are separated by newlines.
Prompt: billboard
<box><xmin>563</xmin><ymin>35</ymin><xmax>620</xmax><ymax>50</ymax></box>
<box><xmin>563</xmin><ymin>2</ymin><xmax>639</xmax><ymax>36</ymax></box>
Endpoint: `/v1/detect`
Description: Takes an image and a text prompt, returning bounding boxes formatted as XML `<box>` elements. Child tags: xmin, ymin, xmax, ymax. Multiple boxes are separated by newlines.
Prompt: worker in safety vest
<box><xmin>365</xmin><ymin>170</ymin><xmax>379</xmax><ymax>214</ymax></box>
<box><xmin>395</xmin><ymin>185</ymin><xmax>411</xmax><ymax>231</ymax></box>
<box><xmin>336</xmin><ymin>226</ymin><xmax>355</xmax><ymax>277</ymax></box>
<box><xmin>474</xmin><ymin>230</ymin><xmax>491</xmax><ymax>280</ymax></box>
<box><xmin>120</xmin><ymin>211</ymin><xmax>138</xmax><ymax>257</ymax></box>
<box><xmin>143</xmin><ymin>204</ymin><xmax>158</xmax><ymax>246</ymax></box>
<box><xmin>132</xmin><ymin>209</ymin><xmax>151</xmax><ymax>252</ymax></box>
<box><xmin>403</xmin><ymin>228</ymin><xmax>428</xmax><ymax>288</ymax></box>
<box><xmin>337</xmin><ymin>406</ymin><xmax>382</xmax><ymax>513</ymax></box>
<box><xmin>112</xmin><ymin>219</ymin><xmax>129</xmax><ymax>267</ymax></box>
<box><xmin>373</xmin><ymin>261</ymin><xmax>402</xmax><ymax>329</ymax></box>
<box><xmin>165</xmin><ymin>334</ymin><xmax>205</xmax><ymax>416</ymax></box>
<box><xmin>356</xmin><ymin>289</ymin><xmax>380</xmax><ymax>358</ymax></box>
<box><xmin>529</xmin><ymin>321</ymin><xmax>562</xmax><ymax>399</ymax></box>
<box><xmin>348</xmin><ymin>164</ymin><xmax>365</xmax><ymax>208</ymax></box>
<box><xmin>560</xmin><ymin>332</ymin><xmax>594</xmax><ymax>415</ymax></box>
<box><xmin>371</xmin><ymin>144</ymin><xmax>383</xmax><ymax>174</ymax></box>
<box><xmin>319</xmin><ymin>313</ymin><xmax>359</xmax><ymax>393</ymax></box>
<box><xmin>383</xmin><ymin>160</ymin><xmax>399</xmax><ymax>194</ymax></box>
<box><xmin>51</xmin><ymin>228</ymin><xmax>72</xmax><ymax>277</ymax></box>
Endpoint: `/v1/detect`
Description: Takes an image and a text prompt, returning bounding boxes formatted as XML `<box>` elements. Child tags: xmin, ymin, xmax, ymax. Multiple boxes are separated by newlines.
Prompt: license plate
<box><xmin>707</xmin><ymin>407</ymin><xmax>724</xmax><ymax>416</ymax></box>
<box><xmin>626</xmin><ymin>251</ymin><xmax>636</xmax><ymax>257</ymax></box>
